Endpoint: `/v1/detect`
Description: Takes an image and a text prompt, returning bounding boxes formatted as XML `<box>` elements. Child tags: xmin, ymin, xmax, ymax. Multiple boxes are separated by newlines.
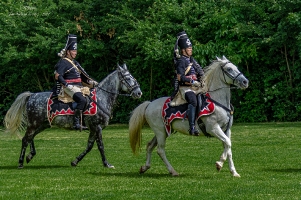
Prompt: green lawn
<box><xmin>0</xmin><ymin>122</ymin><xmax>301</xmax><ymax>200</ymax></box>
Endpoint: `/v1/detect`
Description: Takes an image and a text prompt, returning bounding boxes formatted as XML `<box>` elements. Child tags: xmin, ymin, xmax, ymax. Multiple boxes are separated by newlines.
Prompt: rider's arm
<box><xmin>176</xmin><ymin>59</ymin><xmax>193</xmax><ymax>84</ymax></box>
<box><xmin>57</xmin><ymin>75</ymin><xmax>67</xmax><ymax>86</ymax></box>
<box><xmin>55</xmin><ymin>61</ymin><xmax>68</xmax><ymax>86</ymax></box>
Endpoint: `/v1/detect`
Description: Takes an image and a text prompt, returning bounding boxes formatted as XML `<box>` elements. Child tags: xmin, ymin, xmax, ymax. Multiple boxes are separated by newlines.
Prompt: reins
<box><xmin>97</xmin><ymin>87</ymin><xmax>131</xmax><ymax>96</ymax></box>
<box><xmin>202</xmin><ymin>61</ymin><xmax>239</xmax><ymax>134</ymax></box>
<box><xmin>96</xmin><ymin>69</ymin><xmax>140</xmax><ymax>97</ymax></box>
<box><xmin>206</xmin><ymin>86</ymin><xmax>239</xmax><ymax>93</ymax></box>
<box><xmin>204</xmin><ymin>95</ymin><xmax>234</xmax><ymax>115</ymax></box>
<box><xmin>91</xmin><ymin>68</ymin><xmax>140</xmax><ymax>117</ymax></box>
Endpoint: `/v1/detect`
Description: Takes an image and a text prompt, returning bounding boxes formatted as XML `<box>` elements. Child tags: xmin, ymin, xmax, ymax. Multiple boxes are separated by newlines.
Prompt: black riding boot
<box><xmin>187</xmin><ymin>104</ymin><xmax>200</xmax><ymax>136</ymax></box>
<box><xmin>73</xmin><ymin>109</ymin><xmax>88</xmax><ymax>131</ymax></box>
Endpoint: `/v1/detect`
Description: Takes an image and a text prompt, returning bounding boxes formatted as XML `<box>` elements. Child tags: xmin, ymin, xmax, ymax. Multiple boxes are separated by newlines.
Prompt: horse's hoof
<box><xmin>140</xmin><ymin>166</ymin><xmax>150</xmax><ymax>174</ymax></box>
<box><xmin>18</xmin><ymin>164</ymin><xmax>23</xmax><ymax>169</ymax></box>
<box><xmin>170</xmin><ymin>169</ymin><xmax>179</xmax><ymax>176</ymax></box>
<box><xmin>26</xmin><ymin>155</ymin><xmax>32</xmax><ymax>164</ymax></box>
<box><xmin>232</xmin><ymin>171</ymin><xmax>241</xmax><ymax>177</ymax></box>
<box><xmin>104</xmin><ymin>163</ymin><xmax>115</xmax><ymax>169</ymax></box>
<box><xmin>139</xmin><ymin>166</ymin><xmax>145</xmax><ymax>174</ymax></box>
<box><xmin>215</xmin><ymin>161</ymin><xmax>223</xmax><ymax>171</ymax></box>
<box><xmin>71</xmin><ymin>161</ymin><xmax>78</xmax><ymax>167</ymax></box>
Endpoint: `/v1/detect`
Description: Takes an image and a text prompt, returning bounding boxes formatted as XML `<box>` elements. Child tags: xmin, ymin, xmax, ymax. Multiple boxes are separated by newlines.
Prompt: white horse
<box><xmin>129</xmin><ymin>56</ymin><xmax>249</xmax><ymax>177</ymax></box>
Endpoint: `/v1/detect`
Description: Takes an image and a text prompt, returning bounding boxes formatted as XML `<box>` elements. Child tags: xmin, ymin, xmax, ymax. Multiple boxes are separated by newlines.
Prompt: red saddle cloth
<box><xmin>47</xmin><ymin>89</ymin><xmax>97</xmax><ymax>124</ymax></box>
<box><xmin>162</xmin><ymin>93</ymin><xmax>215</xmax><ymax>135</ymax></box>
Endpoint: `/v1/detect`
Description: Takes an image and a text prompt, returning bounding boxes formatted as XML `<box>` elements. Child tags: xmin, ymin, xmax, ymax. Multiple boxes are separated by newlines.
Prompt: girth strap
<box><xmin>205</xmin><ymin>96</ymin><xmax>233</xmax><ymax>115</ymax></box>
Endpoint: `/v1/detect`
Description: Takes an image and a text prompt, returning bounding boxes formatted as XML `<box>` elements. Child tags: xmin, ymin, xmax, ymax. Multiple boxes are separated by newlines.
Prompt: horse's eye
<box><xmin>227</xmin><ymin>68</ymin><xmax>233</xmax><ymax>72</ymax></box>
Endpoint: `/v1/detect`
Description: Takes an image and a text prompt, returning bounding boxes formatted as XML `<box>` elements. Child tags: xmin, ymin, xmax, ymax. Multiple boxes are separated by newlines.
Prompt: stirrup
<box><xmin>73</xmin><ymin>124</ymin><xmax>88</xmax><ymax>131</ymax></box>
<box><xmin>189</xmin><ymin>126</ymin><xmax>200</xmax><ymax>136</ymax></box>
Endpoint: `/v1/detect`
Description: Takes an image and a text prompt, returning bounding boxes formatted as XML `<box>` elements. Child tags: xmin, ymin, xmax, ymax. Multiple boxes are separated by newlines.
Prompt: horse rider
<box><xmin>54</xmin><ymin>34</ymin><xmax>98</xmax><ymax>131</ymax></box>
<box><xmin>172</xmin><ymin>31</ymin><xmax>204</xmax><ymax>136</ymax></box>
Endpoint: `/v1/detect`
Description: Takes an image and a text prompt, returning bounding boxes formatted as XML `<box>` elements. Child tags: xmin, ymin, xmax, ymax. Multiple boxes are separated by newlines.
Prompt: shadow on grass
<box><xmin>263</xmin><ymin>168</ymin><xmax>301</xmax><ymax>173</ymax></box>
<box><xmin>88</xmin><ymin>171</ymin><xmax>215</xmax><ymax>179</ymax></box>
<box><xmin>0</xmin><ymin>165</ymin><xmax>70</xmax><ymax>170</ymax></box>
<box><xmin>89</xmin><ymin>171</ymin><xmax>173</xmax><ymax>178</ymax></box>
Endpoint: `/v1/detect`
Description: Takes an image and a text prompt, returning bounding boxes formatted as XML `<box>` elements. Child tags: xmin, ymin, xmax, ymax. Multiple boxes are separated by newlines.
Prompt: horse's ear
<box><xmin>216</xmin><ymin>56</ymin><xmax>221</xmax><ymax>61</ymax></box>
<box><xmin>222</xmin><ymin>55</ymin><xmax>229</xmax><ymax>61</ymax></box>
<box><xmin>122</xmin><ymin>63</ymin><xmax>127</xmax><ymax>70</ymax></box>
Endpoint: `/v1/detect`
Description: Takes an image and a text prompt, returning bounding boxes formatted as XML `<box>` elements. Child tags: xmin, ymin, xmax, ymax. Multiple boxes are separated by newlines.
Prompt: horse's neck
<box><xmin>207</xmin><ymin>70</ymin><xmax>231</xmax><ymax>106</ymax></box>
<box><xmin>96</xmin><ymin>71</ymin><xmax>120</xmax><ymax>113</ymax></box>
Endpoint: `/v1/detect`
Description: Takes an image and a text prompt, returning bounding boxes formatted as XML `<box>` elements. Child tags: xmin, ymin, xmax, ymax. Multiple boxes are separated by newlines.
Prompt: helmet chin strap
<box><xmin>66</xmin><ymin>50</ymin><xmax>76</xmax><ymax>60</ymax></box>
<box><xmin>183</xmin><ymin>49</ymin><xmax>191</xmax><ymax>57</ymax></box>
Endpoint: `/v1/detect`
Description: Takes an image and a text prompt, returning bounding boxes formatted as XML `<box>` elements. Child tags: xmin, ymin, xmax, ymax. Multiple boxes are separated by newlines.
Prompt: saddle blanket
<box><xmin>47</xmin><ymin>89</ymin><xmax>97</xmax><ymax>124</ymax></box>
<box><xmin>162</xmin><ymin>93</ymin><xmax>215</xmax><ymax>135</ymax></box>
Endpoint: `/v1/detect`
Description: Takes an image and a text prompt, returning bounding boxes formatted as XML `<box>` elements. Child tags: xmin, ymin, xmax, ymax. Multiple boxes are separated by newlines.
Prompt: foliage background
<box><xmin>1</xmin><ymin>0</ymin><xmax>301</xmax><ymax>123</ymax></box>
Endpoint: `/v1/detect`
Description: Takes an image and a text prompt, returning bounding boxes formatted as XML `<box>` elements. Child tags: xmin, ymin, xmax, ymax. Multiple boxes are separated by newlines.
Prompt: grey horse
<box><xmin>5</xmin><ymin>64</ymin><xmax>142</xmax><ymax>169</ymax></box>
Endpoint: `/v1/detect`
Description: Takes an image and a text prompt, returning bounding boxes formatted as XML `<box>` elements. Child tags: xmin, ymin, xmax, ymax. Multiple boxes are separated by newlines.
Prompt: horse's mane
<box><xmin>97</xmin><ymin>71</ymin><xmax>114</xmax><ymax>86</ymax></box>
<box><xmin>202</xmin><ymin>60</ymin><xmax>221</xmax><ymax>91</ymax></box>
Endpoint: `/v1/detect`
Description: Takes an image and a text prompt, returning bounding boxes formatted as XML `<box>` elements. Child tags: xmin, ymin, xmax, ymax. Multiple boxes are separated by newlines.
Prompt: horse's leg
<box><xmin>140</xmin><ymin>136</ymin><xmax>157</xmax><ymax>174</ymax></box>
<box><xmin>26</xmin><ymin>140</ymin><xmax>36</xmax><ymax>164</ymax></box>
<box><xmin>94</xmin><ymin>125</ymin><xmax>114</xmax><ymax>168</ymax></box>
<box><xmin>155</xmin><ymin>130</ymin><xmax>179</xmax><ymax>176</ymax></box>
<box><xmin>25</xmin><ymin>124</ymin><xmax>48</xmax><ymax>164</ymax></box>
<box><xmin>18</xmin><ymin>128</ymin><xmax>36</xmax><ymax>168</ymax></box>
<box><xmin>18</xmin><ymin>136</ymin><xmax>30</xmax><ymax>169</ymax></box>
<box><xmin>71</xmin><ymin>134</ymin><xmax>95</xmax><ymax>167</ymax></box>
<box><xmin>144</xmin><ymin>99</ymin><xmax>178</xmax><ymax>176</ymax></box>
<box><xmin>205</xmin><ymin>123</ymin><xmax>240</xmax><ymax>177</ymax></box>
<box><xmin>223</xmin><ymin>129</ymin><xmax>239</xmax><ymax>177</ymax></box>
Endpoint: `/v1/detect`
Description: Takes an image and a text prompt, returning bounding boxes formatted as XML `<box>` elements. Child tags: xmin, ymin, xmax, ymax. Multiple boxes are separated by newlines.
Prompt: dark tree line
<box><xmin>1</xmin><ymin>0</ymin><xmax>301</xmax><ymax>123</ymax></box>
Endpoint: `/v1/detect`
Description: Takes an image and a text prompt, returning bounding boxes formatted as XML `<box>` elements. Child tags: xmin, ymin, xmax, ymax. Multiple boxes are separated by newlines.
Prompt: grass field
<box><xmin>0</xmin><ymin>122</ymin><xmax>301</xmax><ymax>200</ymax></box>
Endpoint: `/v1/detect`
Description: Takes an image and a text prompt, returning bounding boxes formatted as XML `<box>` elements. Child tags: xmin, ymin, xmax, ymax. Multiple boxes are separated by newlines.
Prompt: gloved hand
<box><xmin>191</xmin><ymin>80</ymin><xmax>202</xmax><ymax>87</ymax></box>
<box><xmin>88</xmin><ymin>80</ymin><xmax>98</xmax><ymax>87</ymax></box>
<box><xmin>92</xmin><ymin>81</ymin><xmax>98</xmax><ymax>87</ymax></box>
<box><xmin>66</xmin><ymin>84</ymin><xmax>73</xmax><ymax>90</ymax></box>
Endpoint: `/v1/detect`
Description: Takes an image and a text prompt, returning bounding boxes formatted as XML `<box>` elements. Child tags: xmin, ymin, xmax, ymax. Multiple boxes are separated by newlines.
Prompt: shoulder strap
<box><xmin>63</xmin><ymin>58</ymin><xmax>80</xmax><ymax>73</ymax></box>
<box><xmin>185</xmin><ymin>63</ymin><xmax>193</xmax><ymax>75</ymax></box>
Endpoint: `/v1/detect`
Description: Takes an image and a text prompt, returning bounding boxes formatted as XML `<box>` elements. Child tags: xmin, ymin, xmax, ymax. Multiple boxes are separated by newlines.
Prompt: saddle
<box><xmin>170</xmin><ymin>81</ymin><xmax>206</xmax><ymax>107</ymax></box>
<box><xmin>47</xmin><ymin>89</ymin><xmax>97</xmax><ymax>124</ymax></box>
<box><xmin>162</xmin><ymin>93</ymin><xmax>215</xmax><ymax>136</ymax></box>
<box><xmin>57</xmin><ymin>86</ymin><xmax>91</xmax><ymax>103</ymax></box>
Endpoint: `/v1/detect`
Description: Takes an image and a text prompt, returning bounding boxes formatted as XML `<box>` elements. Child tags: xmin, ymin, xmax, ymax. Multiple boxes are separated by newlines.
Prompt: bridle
<box><xmin>205</xmin><ymin>61</ymin><xmax>242</xmax><ymax>134</ymax></box>
<box><xmin>117</xmin><ymin>69</ymin><xmax>140</xmax><ymax>96</ymax></box>
<box><xmin>220</xmin><ymin>61</ymin><xmax>243</xmax><ymax>85</ymax></box>
<box><xmin>206</xmin><ymin>61</ymin><xmax>243</xmax><ymax>115</ymax></box>
<box><xmin>89</xmin><ymin>68</ymin><xmax>140</xmax><ymax>118</ymax></box>
<box><xmin>207</xmin><ymin>61</ymin><xmax>243</xmax><ymax>93</ymax></box>
<box><xmin>98</xmin><ymin>69</ymin><xmax>140</xmax><ymax>97</ymax></box>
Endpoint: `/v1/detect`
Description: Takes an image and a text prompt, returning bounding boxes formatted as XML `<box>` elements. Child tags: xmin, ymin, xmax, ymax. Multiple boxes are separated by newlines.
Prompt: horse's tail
<box><xmin>4</xmin><ymin>91</ymin><xmax>32</xmax><ymax>134</ymax></box>
<box><xmin>129</xmin><ymin>101</ymin><xmax>151</xmax><ymax>155</ymax></box>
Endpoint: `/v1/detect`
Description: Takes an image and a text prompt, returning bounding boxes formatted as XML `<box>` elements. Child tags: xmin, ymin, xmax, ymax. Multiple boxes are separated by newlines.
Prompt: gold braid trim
<box><xmin>184</xmin><ymin>63</ymin><xmax>193</xmax><ymax>75</ymax></box>
<box><xmin>63</xmin><ymin>57</ymin><xmax>81</xmax><ymax>74</ymax></box>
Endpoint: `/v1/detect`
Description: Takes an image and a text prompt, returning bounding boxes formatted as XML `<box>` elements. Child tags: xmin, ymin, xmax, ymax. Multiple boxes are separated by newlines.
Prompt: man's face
<box><xmin>182</xmin><ymin>47</ymin><xmax>192</xmax><ymax>57</ymax></box>
<box><xmin>67</xmin><ymin>50</ymin><xmax>77</xmax><ymax>59</ymax></box>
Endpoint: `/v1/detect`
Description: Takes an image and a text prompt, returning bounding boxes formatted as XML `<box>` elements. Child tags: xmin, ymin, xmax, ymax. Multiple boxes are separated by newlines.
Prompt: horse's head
<box><xmin>117</xmin><ymin>63</ymin><xmax>142</xmax><ymax>99</ymax></box>
<box><xmin>216</xmin><ymin>56</ymin><xmax>249</xmax><ymax>89</ymax></box>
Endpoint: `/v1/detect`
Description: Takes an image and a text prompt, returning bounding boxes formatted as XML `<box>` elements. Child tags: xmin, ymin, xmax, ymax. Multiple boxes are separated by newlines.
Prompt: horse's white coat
<box><xmin>129</xmin><ymin>57</ymin><xmax>248</xmax><ymax>177</ymax></box>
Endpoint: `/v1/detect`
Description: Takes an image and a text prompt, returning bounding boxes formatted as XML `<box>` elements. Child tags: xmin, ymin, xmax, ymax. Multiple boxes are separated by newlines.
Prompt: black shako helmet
<box><xmin>177</xmin><ymin>31</ymin><xmax>192</xmax><ymax>49</ymax></box>
<box><xmin>174</xmin><ymin>31</ymin><xmax>192</xmax><ymax>60</ymax></box>
<box><xmin>58</xmin><ymin>34</ymin><xmax>77</xmax><ymax>57</ymax></box>
<box><xmin>65</xmin><ymin>34</ymin><xmax>77</xmax><ymax>50</ymax></box>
